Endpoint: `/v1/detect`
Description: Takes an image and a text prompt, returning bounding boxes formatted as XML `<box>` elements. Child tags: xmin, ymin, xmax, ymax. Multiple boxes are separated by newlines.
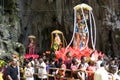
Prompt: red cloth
<box><xmin>24</xmin><ymin>54</ymin><xmax>39</xmax><ymax>59</ymax></box>
<box><xmin>55</xmin><ymin>47</ymin><xmax>104</xmax><ymax>62</ymax></box>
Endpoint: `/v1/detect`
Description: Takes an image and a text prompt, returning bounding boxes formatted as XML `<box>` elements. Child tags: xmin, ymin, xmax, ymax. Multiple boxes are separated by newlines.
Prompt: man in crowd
<box><xmin>6</xmin><ymin>58</ymin><xmax>20</xmax><ymax>80</ymax></box>
<box><xmin>94</xmin><ymin>61</ymin><xmax>109</xmax><ymax>80</ymax></box>
<box><xmin>38</xmin><ymin>58</ymin><xmax>47</xmax><ymax>80</ymax></box>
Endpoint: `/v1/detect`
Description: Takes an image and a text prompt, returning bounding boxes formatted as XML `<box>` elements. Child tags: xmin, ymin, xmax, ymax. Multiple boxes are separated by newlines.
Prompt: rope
<box><xmin>63</xmin><ymin>34</ymin><xmax>68</xmax><ymax>47</ymax></box>
<box><xmin>91</xmin><ymin>11</ymin><xmax>96</xmax><ymax>50</ymax></box>
<box><xmin>65</xmin><ymin>9</ymin><xmax>76</xmax><ymax>52</ymax></box>
<box><xmin>89</xmin><ymin>11</ymin><xmax>94</xmax><ymax>50</ymax></box>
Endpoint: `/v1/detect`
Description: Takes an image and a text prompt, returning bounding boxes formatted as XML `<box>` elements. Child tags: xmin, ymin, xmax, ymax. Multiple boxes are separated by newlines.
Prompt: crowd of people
<box><xmin>23</xmin><ymin>52</ymin><xmax>120</xmax><ymax>80</ymax></box>
<box><xmin>0</xmin><ymin>35</ymin><xmax>119</xmax><ymax>80</ymax></box>
<box><xmin>0</xmin><ymin>51</ymin><xmax>120</xmax><ymax>80</ymax></box>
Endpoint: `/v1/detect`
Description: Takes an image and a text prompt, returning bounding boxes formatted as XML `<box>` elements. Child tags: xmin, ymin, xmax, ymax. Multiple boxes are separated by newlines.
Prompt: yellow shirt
<box><xmin>0</xmin><ymin>72</ymin><xmax>3</xmax><ymax>80</ymax></box>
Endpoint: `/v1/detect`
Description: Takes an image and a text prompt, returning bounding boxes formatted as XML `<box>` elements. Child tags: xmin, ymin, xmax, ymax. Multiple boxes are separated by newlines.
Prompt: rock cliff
<box><xmin>0</xmin><ymin>0</ymin><xmax>120</xmax><ymax>57</ymax></box>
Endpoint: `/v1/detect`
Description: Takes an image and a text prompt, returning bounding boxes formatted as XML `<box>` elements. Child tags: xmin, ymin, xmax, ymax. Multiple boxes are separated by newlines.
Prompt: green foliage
<box><xmin>0</xmin><ymin>60</ymin><xmax>6</xmax><ymax>68</ymax></box>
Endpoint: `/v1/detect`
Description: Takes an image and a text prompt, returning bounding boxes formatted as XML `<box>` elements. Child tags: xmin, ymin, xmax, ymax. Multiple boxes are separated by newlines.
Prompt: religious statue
<box><xmin>51</xmin><ymin>30</ymin><xmax>67</xmax><ymax>51</ymax></box>
<box><xmin>26</xmin><ymin>35</ymin><xmax>37</xmax><ymax>54</ymax></box>
<box><xmin>74</xmin><ymin>12</ymin><xmax>88</xmax><ymax>49</ymax></box>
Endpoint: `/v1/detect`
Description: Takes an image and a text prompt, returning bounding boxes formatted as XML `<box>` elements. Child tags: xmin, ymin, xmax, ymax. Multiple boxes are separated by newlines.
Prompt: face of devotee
<box><xmin>110</xmin><ymin>67</ymin><xmax>117</xmax><ymax>74</ymax></box>
<box><xmin>81</xmin><ymin>56</ymin><xmax>87</xmax><ymax>63</ymax></box>
<box><xmin>67</xmin><ymin>52</ymin><xmax>71</xmax><ymax>58</ymax></box>
<box><xmin>28</xmin><ymin>62</ymin><xmax>31</xmax><ymax>67</ymax></box>
<box><xmin>26</xmin><ymin>62</ymin><xmax>31</xmax><ymax>68</ymax></box>
<box><xmin>34</xmin><ymin>59</ymin><xmax>38</xmax><ymax>63</ymax></box>
<box><xmin>39</xmin><ymin>58</ymin><xmax>43</xmax><ymax>64</ymax></box>
<box><xmin>12</xmin><ymin>59</ymin><xmax>17</xmax><ymax>65</ymax></box>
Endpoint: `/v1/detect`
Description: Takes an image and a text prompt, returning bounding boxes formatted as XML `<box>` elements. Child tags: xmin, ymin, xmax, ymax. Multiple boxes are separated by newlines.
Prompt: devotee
<box><xmin>55</xmin><ymin>58</ymin><xmax>66</xmax><ymax>69</ymax></box>
<box><xmin>0</xmin><ymin>71</ymin><xmax>3</xmax><ymax>80</ymax></box>
<box><xmin>78</xmin><ymin>56</ymin><xmax>89</xmax><ymax>80</ymax></box>
<box><xmin>70</xmin><ymin>57</ymin><xmax>80</xmax><ymax>79</ymax></box>
<box><xmin>94</xmin><ymin>61</ymin><xmax>109</xmax><ymax>80</ymax></box>
<box><xmin>6</xmin><ymin>58</ymin><xmax>20</xmax><ymax>80</ymax></box>
<box><xmin>80</xmin><ymin>56</ymin><xmax>89</xmax><ymax>70</ymax></box>
<box><xmin>117</xmin><ymin>70</ymin><xmax>120</xmax><ymax>80</ymax></box>
<box><xmin>87</xmin><ymin>60</ymin><xmax>97</xmax><ymax>80</ymax></box>
<box><xmin>38</xmin><ymin>58</ymin><xmax>47</xmax><ymax>80</ymax></box>
<box><xmin>55</xmin><ymin>58</ymin><xmax>66</xmax><ymax>79</ymax></box>
<box><xmin>64</xmin><ymin>52</ymin><xmax>72</xmax><ymax>69</ymax></box>
<box><xmin>24</xmin><ymin>61</ymin><xmax>34</xmax><ymax>80</ymax></box>
<box><xmin>96</xmin><ymin>56</ymin><xmax>103</xmax><ymax>69</ymax></box>
<box><xmin>108</xmin><ymin>65</ymin><xmax>120</xmax><ymax>80</ymax></box>
<box><xmin>3</xmin><ymin>58</ymin><xmax>13</xmax><ymax>80</ymax></box>
<box><xmin>49</xmin><ymin>59</ymin><xmax>56</xmax><ymax>80</ymax></box>
<box><xmin>17</xmin><ymin>61</ymin><xmax>20</xmax><ymax>79</ymax></box>
<box><xmin>64</xmin><ymin>52</ymin><xmax>72</xmax><ymax>78</ymax></box>
<box><xmin>33</xmin><ymin>58</ymin><xmax>39</xmax><ymax>80</ymax></box>
<box><xmin>44</xmin><ymin>59</ymin><xmax>50</xmax><ymax>73</ymax></box>
<box><xmin>78</xmin><ymin>64</ymin><xmax>86</xmax><ymax>80</ymax></box>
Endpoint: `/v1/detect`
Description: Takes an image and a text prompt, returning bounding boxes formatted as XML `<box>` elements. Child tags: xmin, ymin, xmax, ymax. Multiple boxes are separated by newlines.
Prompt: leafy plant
<box><xmin>0</xmin><ymin>60</ymin><xmax>6</xmax><ymax>68</ymax></box>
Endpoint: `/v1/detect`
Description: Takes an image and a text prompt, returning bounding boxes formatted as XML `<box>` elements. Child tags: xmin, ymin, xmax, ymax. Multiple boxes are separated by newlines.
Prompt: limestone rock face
<box><xmin>0</xmin><ymin>0</ymin><xmax>24</xmax><ymax>58</ymax></box>
<box><xmin>89</xmin><ymin>0</ymin><xmax>120</xmax><ymax>56</ymax></box>
<box><xmin>0</xmin><ymin>0</ymin><xmax>120</xmax><ymax>57</ymax></box>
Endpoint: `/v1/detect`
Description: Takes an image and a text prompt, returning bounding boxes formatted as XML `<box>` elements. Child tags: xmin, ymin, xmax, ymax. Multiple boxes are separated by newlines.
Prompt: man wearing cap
<box><xmin>6</xmin><ymin>58</ymin><xmax>20</xmax><ymax>80</ymax></box>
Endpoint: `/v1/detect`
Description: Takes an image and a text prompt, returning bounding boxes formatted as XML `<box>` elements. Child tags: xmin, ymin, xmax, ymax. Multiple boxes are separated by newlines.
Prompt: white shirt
<box><xmin>81</xmin><ymin>62</ymin><xmax>89</xmax><ymax>70</ymax></box>
<box><xmin>114</xmin><ymin>73</ymin><xmax>120</xmax><ymax>80</ymax></box>
<box><xmin>25</xmin><ymin>67</ymin><xmax>34</xmax><ymax>80</ymax></box>
<box><xmin>38</xmin><ymin>62</ymin><xmax>47</xmax><ymax>79</ymax></box>
<box><xmin>96</xmin><ymin>60</ymin><xmax>102</xmax><ymax>69</ymax></box>
<box><xmin>94</xmin><ymin>67</ymin><xmax>109</xmax><ymax>80</ymax></box>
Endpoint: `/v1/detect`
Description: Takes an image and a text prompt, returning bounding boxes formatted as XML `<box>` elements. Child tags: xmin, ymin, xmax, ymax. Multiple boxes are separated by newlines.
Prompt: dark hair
<box><xmin>100</xmin><ymin>61</ymin><xmax>107</xmax><ymax>67</ymax></box>
<box><xmin>58</xmin><ymin>58</ymin><xmax>62</xmax><ymax>62</ymax></box>
<box><xmin>109</xmin><ymin>65</ymin><xmax>117</xmax><ymax>73</ymax></box>
<box><xmin>66</xmin><ymin>52</ymin><xmax>71</xmax><ymax>58</ymax></box>
<box><xmin>56</xmin><ymin>58</ymin><xmax>63</xmax><ymax>68</ymax></box>
<box><xmin>29</xmin><ymin>57</ymin><xmax>33</xmax><ymax>62</ymax></box>
<box><xmin>81</xmin><ymin>55</ymin><xmax>86</xmax><ymax>60</ymax></box>
<box><xmin>72</xmin><ymin>57</ymin><xmax>77</xmax><ymax>65</ymax></box>
<box><xmin>66</xmin><ymin>52</ymin><xmax>70</xmax><ymax>56</ymax></box>
<box><xmin>25</xmin><ymin>60</ymin><xmax>30</xmax><ymax>65</ymax></box>
<box><xmin>98</xmin><ymin>56</ymin><xmax>102</xmax><ymax>60</ymax></box>
<box><xmin>78</xmin><ymin>64</ymin><xmax>84</xmax><ymax>69</ymax></box>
